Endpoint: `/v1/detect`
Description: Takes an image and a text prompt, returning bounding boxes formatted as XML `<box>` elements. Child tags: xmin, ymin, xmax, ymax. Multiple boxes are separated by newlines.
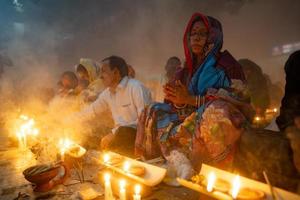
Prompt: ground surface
<box><xmin>0</xmin><ymin>136</ymin><xmax>199</xmax><ymax>200</ymax></box>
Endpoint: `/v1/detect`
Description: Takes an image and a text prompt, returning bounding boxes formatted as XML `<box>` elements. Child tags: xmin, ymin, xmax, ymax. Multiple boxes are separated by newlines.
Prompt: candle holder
<box><xmin>100</xmin><ymin>151</ymin><xmax>166</xmax><ymax>187</ymax></box>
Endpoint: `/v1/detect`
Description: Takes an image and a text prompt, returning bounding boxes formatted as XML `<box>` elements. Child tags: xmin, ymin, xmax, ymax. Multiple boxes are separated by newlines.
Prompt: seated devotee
<box><xmin>68</xmin><ymin>56</ymin><xmax>152</xmax><ymax>156</ymax></box>
<box><xmin>135</xmin><ymin>14</ymin><xmax>300</xmax><ymax>191</ymax></box>
<box><xmin>147</xmin><ymin>56</ymin><xmax>181</xmax><ymax>102</ymax></box>
<box><xmin>75</xmin><ymin>58</ymin><xmax>104</xmax><ymax>103</ymax></box>
<box><xmin>238</xmin><ymin>59</ymin><xmax>270</xmax><ymax>117</ymax></box>
<box><xmin>276</xmin><ymin>50</ymin><xmax>300</xmax><ymax>173</ymax></box>
<box><xmin>135</xmin><ymin>13</ymin><xmax>253</xmax><ymax>171</ymax></box>
<box><xmin>57</xmin><ymin>71</ymin><xmax>78</xmax><ymax>97</ymax></box>
<box><xmin>276</xmin><ymin>50</ymin><xmax>300</xmax><ymax>132</ymax></box>
<box><xmin>233</xmin><ymin>51</ymin><xmax>300</xmax><ymax>192</ymax></box>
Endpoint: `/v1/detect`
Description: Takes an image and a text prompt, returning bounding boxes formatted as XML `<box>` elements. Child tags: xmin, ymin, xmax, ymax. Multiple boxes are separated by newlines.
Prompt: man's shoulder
<box><xmin>127</xmin><ymin>78</ymin><xmax>145</xmax><ymax>88</ymax></box>
<box><xmin>98</xmin><ymin>87</ymin><xmax>110</xmax><ymax>98</ymax></box>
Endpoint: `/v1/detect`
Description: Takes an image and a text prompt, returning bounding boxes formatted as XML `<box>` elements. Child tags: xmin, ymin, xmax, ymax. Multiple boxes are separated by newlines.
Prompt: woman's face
<box><xmin>189</xmin><ymin>21</ymin><xmax>208</xmax><ymax>56</ymax></box>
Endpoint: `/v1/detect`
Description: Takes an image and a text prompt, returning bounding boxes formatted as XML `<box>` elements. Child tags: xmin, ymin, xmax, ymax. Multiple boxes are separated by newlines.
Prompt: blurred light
<box><xmin>272</xmin><ymin>41</ymin><xmax>300</xmax><ymax>56</ymax></box>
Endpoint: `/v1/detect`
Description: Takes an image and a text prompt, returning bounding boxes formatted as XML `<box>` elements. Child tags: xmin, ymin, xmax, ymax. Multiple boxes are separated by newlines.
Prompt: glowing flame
<box><xmin>123</xmin><ymin>161</ymin><xmax>131</xmax><ymax>173</ymax></box>
<box><xmin>103</xmin><ymin>153</ymin><xmax>110</xmax><ymax>163</ymax></box>
<box><xmin>58</xmin><ymin>138</ymin><xmax>73</xmax><ymax>155</ymax></box>
<box><xmin>231</xmin><ymin>175</ymin><xmax>241</xmax><ymax>199</ymax></box>
<box><xmin>15</xmin><ymin>115</ymin><xmax>39</xmax><ymax>148</ymax></box>
<box><xmin>206</xmin><ymin>172</ymin><xmax>216</xmax><ymax>192</ymax></box>
<box><xmin>19</xmin><ymin>115</ymin><xmax>28</xmax><ymax>120</ymax></box>
<box><xmin>273</xmin><ymin>108</ymin><xmax>278</xmax><ymax>113</ymax></box>
<box><xmin>255</xmin><ymin>116</ymin><xmax>261</xmax><ymax>121</ymax></box>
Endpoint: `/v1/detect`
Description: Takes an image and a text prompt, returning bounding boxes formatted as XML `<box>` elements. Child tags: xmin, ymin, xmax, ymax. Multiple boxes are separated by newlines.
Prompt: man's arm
<box><xmin>132</xmin><ymin>82</ymin><xmax>152</xmax><ymax>116</ymax></box>
<box><xmin>68</xmin><ymin>91</ymin><xmax>108</xmax><ymax>123</ymax></box>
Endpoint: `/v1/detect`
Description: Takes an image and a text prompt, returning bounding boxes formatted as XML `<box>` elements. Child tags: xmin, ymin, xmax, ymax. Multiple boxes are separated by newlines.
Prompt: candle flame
<box><xmin>32</xmin><ymin>128</ymin><xmax>39</xmax><ymax>136</ymax></box>
<box><xmin>58</xmin><ymin>138</ymin><xmax>73</xmax><ymax>155</ymax></box>
<box><xmin>15</xmin><ymin>115</ymin><xmax>39</xmax><ymax>148</ymax></box>
<box><xmin>231</xmin><ymin>175</ymin><xmax>241</xmax><ymax>198</ymax></box>
<box><xmin>103</xmin><ymin>153</ymin><xmax>110</xmax><ymax>163</ymax></box>
<box><xmin>20</xmin><ymin>115</ymin><xmax>29</xmax><ymax>120</ymax></box>
<box><xmin>206</xmin><ymin>172</ymin><xmax>216</xmax><ymax>192</ymax></box>
<box><xmin>134</xmin><ymin>184</ymin><xmax>141</xmax><ymax>195</ymax></box>
<box><xmin>255</xmin><ymin>116</ymin><xmax>260</xmax><ymax>121</ymax></box>
<box><xmin>273</xmin><ymin>108</ymin><xmax>278</xmax><ymax>113</ymax></box>
<box><xmin>123</xmin><ymin>161</ymin><xmax>130</xmax><ymax>173</ymax></box>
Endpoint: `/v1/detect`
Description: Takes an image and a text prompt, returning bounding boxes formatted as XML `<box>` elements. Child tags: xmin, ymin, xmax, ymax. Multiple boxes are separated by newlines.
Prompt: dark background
<box><xmin>0</xmin><ymin>0</ymin><xmax>300</xmax><ymax>85</ymax></box>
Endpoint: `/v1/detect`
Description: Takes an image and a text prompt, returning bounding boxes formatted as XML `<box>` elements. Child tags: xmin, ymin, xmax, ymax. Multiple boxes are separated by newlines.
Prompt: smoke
<box><xmin>2</xmin><ymin>0</ymin><xmax>299</xmax><ymax>83</ymax></box>
<box><xmin>0</xmin><ymin>0</ymin><xmax>299</xmax><ymax>146</ymax></box>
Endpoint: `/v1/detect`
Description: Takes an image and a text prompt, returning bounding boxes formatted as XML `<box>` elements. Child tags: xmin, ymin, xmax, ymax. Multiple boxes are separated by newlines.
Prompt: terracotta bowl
<box><xmin>23</xmin><ymin>164</ymin><xmax>60</xmax><ymax>185</ymax></box>
<box><xmin>23</xmin><ymin>163</ymin><xmax>68</xmax><ymax>192</ymax></box>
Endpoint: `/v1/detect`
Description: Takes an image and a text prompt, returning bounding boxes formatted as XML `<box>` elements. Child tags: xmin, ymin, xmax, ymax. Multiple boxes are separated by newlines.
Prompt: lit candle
<box><xmin>133</xmin><ymin>184</ymin><xmax>141</xmax><ymax>200</ymax></box>
<box><xmin>19</xmin><ymin>124</ymin><xmax>27</xmax><ymax>149</ymax></box>
<box><xmin>119</xmin><ymin>179</ymin><xmax>126</xmax><ymax>200</ymax></box>
<box><xmin>16</xmin><ymin>115</ymin><xmax>39</xmax><ymax>149</ymax></box>
<box><xmin>17</xmin><ymin>131</ymin><xmax>25</xmax><ymax>149</ymax></box>
<box><xmin>123</xmin><ymin>161</ymin><xmax>130</xmax><ymax>173</ymax></box>
<box><xmin>23</xmin><ymin>131</ymin><xmax>27</xmax><ymax>149</ymax></box>
<box><xmin>255</xmin><ymin>116</ymin><xmax>260</xmax><ymax>122</ymax></box>
<box><xmin>58</xmin><ymin>138</ymin><xmax>72</xmax><ymax>161</ymax></box>
<box><xmin>20</xmin><ymin>115</ymin><xmax>29</xmax><ymax>120</ymax></box>
<box><xmin>32</xmin><ymin>128</ymin><xmax>39</xmax><ymax>136</ymax></box>
<box><xmin>103</xmin><ymin>153</ymin><xmax>110</xmax><ymax>164</ymax></box>
<box><xmin>273</xmin><ymin>108</ymin><xmax>278</xmax><ymax>113</ymax></box>
<box><xmin>231</xmin><ymin>175</ymin><xmax>240</xmax><ymax>199</ymax></box>
<box><xmin>104</xmin><ymin>173</ymin><xmax>114</xmax><ymax>200</ymax></box>
<box><xmin>207</xmin><ymin>172</ymin><xmax>216</xmax><ymax>192</ymax></box>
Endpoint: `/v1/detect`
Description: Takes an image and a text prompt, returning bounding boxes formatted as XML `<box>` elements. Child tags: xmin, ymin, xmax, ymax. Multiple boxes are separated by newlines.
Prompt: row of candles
<box><xmin>103</xmin><ymin>153</ymin><xmax>242</xmax><ymax>199</ymax></box>
<box><xmin>104</xmin><ymin>173</ymin><xmax>141</xmax><ymax>200</ymax></box>
<box><xmin>103</xmin><ymin>153</ymin><xmax>142</xmax><ymax>200</ymax></box>
<box><xmin>206</xmin><ymin>171</ymin><xmax>240</xmax><ymax>199</ymax></box>
<box><xmin>104</xmin><ymin>153</ymin><xmax>131</xmax><ymax>173</ymax></box>
<box><xmin>254</xmin><ymin>107</ymin><xmax>278</xmax><ymax>123</ymax></box>
<box><xmin>15</xmin><ymin>115</ymin><xmax>76</xmax><ymax>161</ymax></box>
<box><xmin>16</xmin><ymin>115</ymin><xmax>39</xmax><ymax>149</ymax></box>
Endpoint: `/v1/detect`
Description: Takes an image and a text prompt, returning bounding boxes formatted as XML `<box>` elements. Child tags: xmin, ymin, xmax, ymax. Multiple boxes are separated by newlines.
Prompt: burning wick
<box><xmin>123</xmin><ymin>161</ymin><xmax>130</xmax><ymax>173</ymax></box>
<box><xmin>20</xmin><ymin>115</ymin><xmax>29</xmax><ymax>120</ymax></box>
<box><xmin>32</xmin><ymin>128</ymin><xmax>39</xmax><ymax>136</ymax></box>
<box><xmin>104</xmin><ymin>173</ymin><xmax>114</xmax><ymax>200</ymax></box>
<box><xmin>133</xmin><ymin>184</ymin><xmax>141</xmax><ymax>200</ymax></box>
<box><xmin>255</xmin><ymin>116</ymin><xmax>261</xmax><ymax>122</ymax></box>
<box><xmin>119</xmin><ymin>179</ymin><xmax>126</xmax><ymax>200</ymax></box>
<box><xmin>16</xmin><ymin>131</ymin><xmax>26</xmax><ymax>149</ymax></box>
<box><xmin>103</xmin><ymin>153</ymin><xmax>110</xmax><ymax>164</ymax></box>
<box><xmin>206</xmin><ymin>172</ymin><xmax>216</xmax><ymax>192</ymax></box>
<box><xmin>231</xmin><ymin>175</ymin><xmax>241</xmax><ymax>199</ymax></box>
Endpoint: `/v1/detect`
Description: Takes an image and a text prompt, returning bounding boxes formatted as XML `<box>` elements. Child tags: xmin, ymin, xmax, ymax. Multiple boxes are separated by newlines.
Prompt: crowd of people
<box><xmin>19</xmin><ymin>12</ymin><xmax>300</xmax><ymax>192</ymax></box>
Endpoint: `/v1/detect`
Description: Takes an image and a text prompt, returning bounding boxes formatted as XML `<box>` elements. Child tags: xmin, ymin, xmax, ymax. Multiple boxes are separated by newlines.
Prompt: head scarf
<box><xmin>75</xmin><ymin>58</ymin><xmax>100</xmax><ymax>83</ymax></box>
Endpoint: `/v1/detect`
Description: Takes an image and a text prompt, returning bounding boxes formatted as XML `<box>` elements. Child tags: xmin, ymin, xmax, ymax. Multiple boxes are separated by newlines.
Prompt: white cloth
<box><xmin>74</xmin><ymin>76</ymin><xmax>152</xmax><ymax>133</ymax></box>
<box><xmin>264</xmin><ymin>117</ymin><xmax>280</xmax><ymax>132</ymax></box>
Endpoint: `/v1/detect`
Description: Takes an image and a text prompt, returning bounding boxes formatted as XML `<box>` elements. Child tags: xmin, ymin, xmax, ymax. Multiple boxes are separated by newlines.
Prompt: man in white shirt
<box><xmin>71</xmin><ymin>56</ymin><xmax>152</xmax><ymax>156</ymax></box>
